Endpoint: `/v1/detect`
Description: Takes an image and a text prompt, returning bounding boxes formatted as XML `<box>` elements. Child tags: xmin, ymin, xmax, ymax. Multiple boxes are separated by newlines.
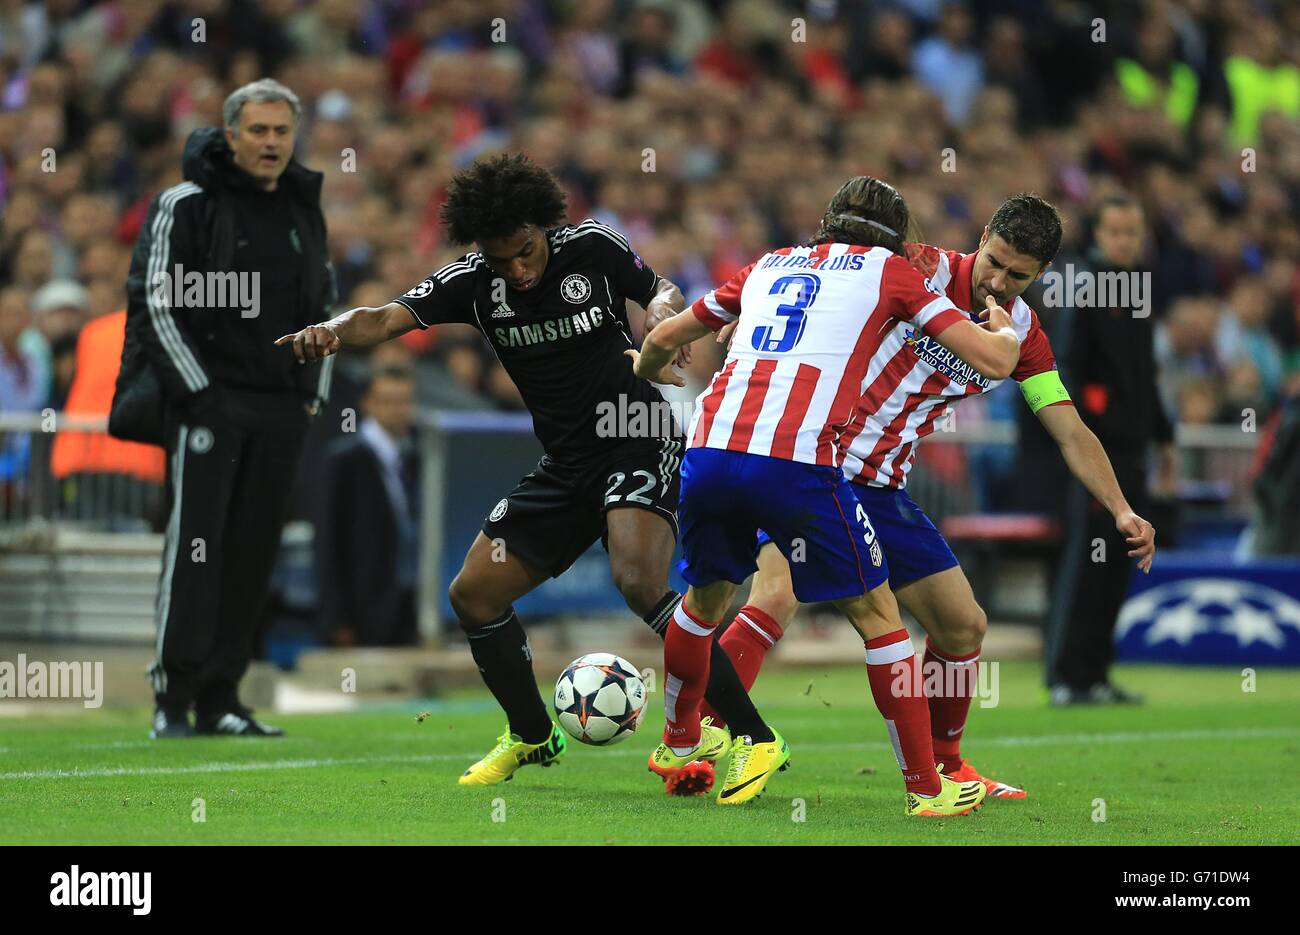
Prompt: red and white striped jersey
<box><xmin>686</xmin><ymin>243</ymin><xmax>966</xmax><ymax>467</ymax></box>
<box><xmin>840</xmin><ymin>243</ymin><xmax>1065</xmax><ymax>489</ymax></box>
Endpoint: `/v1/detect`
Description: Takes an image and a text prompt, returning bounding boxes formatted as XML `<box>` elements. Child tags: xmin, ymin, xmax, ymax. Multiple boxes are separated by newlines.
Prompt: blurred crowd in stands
<box><xmin>1</xmin><ymin>0</ymin><xmax>1298</xmax><ymax>505</ymax></box>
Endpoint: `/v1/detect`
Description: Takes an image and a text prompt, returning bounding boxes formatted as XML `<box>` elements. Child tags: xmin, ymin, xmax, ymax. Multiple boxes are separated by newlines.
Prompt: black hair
<box><xmin>810</xmin><ymin>176</ymin><xmax>915</xmax><ymax>254</ymax></box>
<box><xmin>987</xmin><ymin>193</ymin><xmax>1063</xmax><ymax>265</ymax></box>
<box><xmin>439</xmin><ymin>153</ymin><xmax>568</xmax><ymax>245</ymax></box>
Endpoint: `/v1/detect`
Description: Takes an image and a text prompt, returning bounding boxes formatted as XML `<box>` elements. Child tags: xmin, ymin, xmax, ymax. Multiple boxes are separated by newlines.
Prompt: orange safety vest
<box><xmin>50</xmin><ymin>310</ymin><xmax>165</xmax><ymax>482</ymax></box>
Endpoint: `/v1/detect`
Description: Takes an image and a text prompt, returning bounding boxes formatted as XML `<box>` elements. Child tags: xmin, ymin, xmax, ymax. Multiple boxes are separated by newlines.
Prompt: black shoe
<box><xmin>150</xmin><ymin>707</ymin><xmax>195</xmax><ymax>739</ymax></box>
<box><xmin>1087</xmin><ymin>682</ymin><xmax>1144</xmax><ymax>705</ymax></box>
<box><xmin>195</xmin><ymin>707</ymin><xmax>285</xmax><ymax>737</ymax></box>
<box><xmin>1048</xmin><ymin>684</ymin><xmax>1088</xmax><ymax>707</ymax></box>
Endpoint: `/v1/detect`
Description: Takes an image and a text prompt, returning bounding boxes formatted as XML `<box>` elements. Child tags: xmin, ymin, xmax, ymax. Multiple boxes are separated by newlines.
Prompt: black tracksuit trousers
<box><xmin>148</xmin><ymin>388</ymin><xmax>308</xmax><ymax>713</ymax></box>
<box><xmin>1046</xmin><ymin>450</ymin><xmax>1147</xmax><ymax>690</ymax></box>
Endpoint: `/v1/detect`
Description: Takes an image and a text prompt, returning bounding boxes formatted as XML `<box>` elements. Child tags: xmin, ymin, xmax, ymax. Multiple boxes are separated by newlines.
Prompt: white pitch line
<box><xmin>2</xmin><ymin>726</ymin><xmax>1296</xmax><ymax>782</ymax></box>
<box><xmin>0</xmin><ymin>753</ymin><xmax>448</xmax><ymax>781</ymax></box>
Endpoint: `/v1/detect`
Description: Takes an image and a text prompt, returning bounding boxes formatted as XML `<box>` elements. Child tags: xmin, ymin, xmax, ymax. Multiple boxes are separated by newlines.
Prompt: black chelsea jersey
<box><xmin>393</xmin><ymin>220</ymin><xmax>676</xmax><ymax>463</ymax></box>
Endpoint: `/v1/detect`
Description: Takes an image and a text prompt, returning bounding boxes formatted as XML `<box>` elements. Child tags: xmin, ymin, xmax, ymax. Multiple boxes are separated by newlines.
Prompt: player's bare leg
<box><xmin>449</xmin><ymin>531</ymin><xmax>550</xmax><ymax>628</ymax></box>
<box><xmin>604</xmin><ymin>506</ymin><xmax>676</xmax><ymax>618</ymax></box>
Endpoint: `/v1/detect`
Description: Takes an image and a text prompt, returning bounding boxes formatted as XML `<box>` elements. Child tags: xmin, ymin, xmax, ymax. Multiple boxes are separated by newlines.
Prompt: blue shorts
<box><xmin>677</xmin><ymin>447</ymin><xmax>888</xmax><ymax>603</ymax></box>
<box><xmin>757</xmin><ymin>484</ymin><xmax>958</xmax><ymax>589</ymax></box>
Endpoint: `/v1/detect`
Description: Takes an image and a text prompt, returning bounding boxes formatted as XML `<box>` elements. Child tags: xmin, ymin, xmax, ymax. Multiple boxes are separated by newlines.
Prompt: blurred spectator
<box><xmin>617</xmin><ymin>1</ymin><xmax>688</xmax><ymax>96</ymax></box>
<box><xmin>1157</xmin><ymin>295</ymin><xmax>1224</xmax><ymax>421</ymax></box>
<box><xmin>1115</xmin><ymin>14</ymin><xmax>1199</xmax><ymax>130</ymax></box>
<box><xmin>0</xmin><ymin>285</ymin><xmax>50</xmax><ymax>411</ymax></box>
<box><xmin>850</xmin><ymin>8</ymin><xmax>913</xmax><ymax>84</ymax></box>
<box><xmin>1249</xmin><ymin>377</ymin><xmax>1300</xmax><ymax>555</ymax></box>
<box><xmin>315</xmin><ymin>365</ymin><xmax>420</xmax><ymax>647</ymax></box>
<box><xmin>1217</xmin><ymin>276</ymin><xmax>1285</xmax><ymax>408</ymax></box>
<box><xmin>49</xmin><ymin>309</ymin><xmax>165</xmax><ymax>525</ymax></box>
<box><xmin>0</xmin><ymin>284</ymin><xmax>50</xmax><ymax>513</ymax></box>
<box><xmin>1223</xmin><ymin>14</ymin><xmax>1300</xmax><ymax>146</ymax></box>
<box><xmin>912</xmin><ymin>2</ymin><xmax>984</xmax><ymax>126</ymax></box>
<box><xmin>30</xmin><ymin>279</ymin><xmax>90</xmax><ymax>346</ymax></box>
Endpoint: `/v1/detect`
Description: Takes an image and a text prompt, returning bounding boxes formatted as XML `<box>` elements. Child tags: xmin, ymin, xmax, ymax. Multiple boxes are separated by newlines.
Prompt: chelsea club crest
<box><xmin>561</xmin><ymin>274</ymin><xmax>591</xmax><ymax>304</ymax></box>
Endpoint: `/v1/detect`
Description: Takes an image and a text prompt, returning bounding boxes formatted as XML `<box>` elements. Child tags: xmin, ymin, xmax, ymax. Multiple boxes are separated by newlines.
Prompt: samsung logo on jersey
<box><xmin>904</xmin><ymin>327</ymin><xmax>991</xmax><ymax>389</ymax></box>
<box><xmin>760</xmin><ymin>253</ymin><xmax>866</xmax><ymax>271</ymax></box>
<box><xmin>494</xmin><ymin>306</ymin><xmax>605</xmax><ymax>348</ymax></box>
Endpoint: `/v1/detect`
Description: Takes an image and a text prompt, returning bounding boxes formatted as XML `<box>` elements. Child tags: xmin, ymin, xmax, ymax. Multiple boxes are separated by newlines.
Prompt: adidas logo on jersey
<box><xmin>490</xmin><ymin>304</ymin><xmax>514</xmax><ymax>319</ymax></box>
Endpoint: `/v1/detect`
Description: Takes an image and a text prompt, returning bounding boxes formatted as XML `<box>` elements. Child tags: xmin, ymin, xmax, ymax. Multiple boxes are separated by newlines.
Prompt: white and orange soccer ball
<box><xmin>553</xmin><ymin>653</ymin><xmax>647</xmax><ymax>746</ymax></box>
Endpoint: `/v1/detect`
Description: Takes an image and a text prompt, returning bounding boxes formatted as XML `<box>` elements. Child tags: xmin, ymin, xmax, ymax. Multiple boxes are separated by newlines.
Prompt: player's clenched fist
<box><xmin>275</xmin><ymin>323</ymin><xmax>341</xmax><ymax>362</ymax></box>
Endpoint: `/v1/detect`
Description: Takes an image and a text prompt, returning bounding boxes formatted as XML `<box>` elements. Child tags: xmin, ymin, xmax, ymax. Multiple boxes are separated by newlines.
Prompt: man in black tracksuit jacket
<box><xmin>1045</xmin><ymin>195</ymin><xmax>1175</xmax><ymax>704</ymax></box>
<box><xmin>115</xmin><ymin>80</ymin><xmax>334</xmax><ymax>737</ymax></box>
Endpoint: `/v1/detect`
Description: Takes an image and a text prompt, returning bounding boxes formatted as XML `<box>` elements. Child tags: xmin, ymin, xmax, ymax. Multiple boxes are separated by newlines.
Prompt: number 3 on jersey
<box><xmin>752</xmin><ymin>273</ymin><xmax>820</xmax><ymax>353</ymax></box>
<box><xmin>855</xmin><ymin>502</ymin><xmax>885</xmax><ymax>568</ymax></box>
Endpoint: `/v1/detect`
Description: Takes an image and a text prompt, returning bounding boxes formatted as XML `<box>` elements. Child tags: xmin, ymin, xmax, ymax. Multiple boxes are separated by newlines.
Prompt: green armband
<box><xmin>1020</xmin><ymin>370</ymin><xmax>1071</xmax><ymax>413</ymax></box>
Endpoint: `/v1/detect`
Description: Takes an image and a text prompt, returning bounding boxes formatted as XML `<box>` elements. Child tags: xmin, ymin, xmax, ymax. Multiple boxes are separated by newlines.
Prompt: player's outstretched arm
<box><xmin>933</xmin><ymin>295</ymin><xmax>1022</xmax><ymax>380</ymax></box>
<box><xmin>625</xmin><ymin>305</ymin><xmax>712</xmax><ymax>386</ymax></box>
<box><xmin>1037</xmin><ymin>402</ymin><xmax>1157</xmax><ymax>572</ymax></box>
<box><xmin>641</xmin><ymin>277</ymin><xmax>692</xmax><ymax>367</ymax></box>
<box><xmin>275</xmin><ymin>302</ymin><xmax>417</xmax><ymax>362</ymax></box>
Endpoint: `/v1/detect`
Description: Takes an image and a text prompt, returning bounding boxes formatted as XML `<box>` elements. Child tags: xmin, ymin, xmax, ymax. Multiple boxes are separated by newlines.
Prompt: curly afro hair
<box><xmin>439</xmin><ymin>153</ymin><xmax>568</xmax><ymax>245</ymax></box>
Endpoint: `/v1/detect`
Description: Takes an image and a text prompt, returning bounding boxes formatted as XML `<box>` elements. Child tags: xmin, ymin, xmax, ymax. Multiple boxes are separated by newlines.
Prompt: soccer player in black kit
<box><xmin>278</xmin><ymin>154</ymin><xmax>773</xmax><ymax>793</ymax></box>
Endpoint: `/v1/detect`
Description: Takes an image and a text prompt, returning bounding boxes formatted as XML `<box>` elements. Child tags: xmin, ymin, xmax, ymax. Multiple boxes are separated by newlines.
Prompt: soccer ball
<box><xmin>553</xmin><ymin>653</ymin><xmax>647</xmax><ymax>746</ymax></box>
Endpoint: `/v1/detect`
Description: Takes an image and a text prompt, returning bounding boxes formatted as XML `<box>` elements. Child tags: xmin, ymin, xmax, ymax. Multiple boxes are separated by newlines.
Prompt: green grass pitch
<box><xmin>2</xmin><ymin>661</ymin><xmax>1298</xmax><ymax>845</ymax></box>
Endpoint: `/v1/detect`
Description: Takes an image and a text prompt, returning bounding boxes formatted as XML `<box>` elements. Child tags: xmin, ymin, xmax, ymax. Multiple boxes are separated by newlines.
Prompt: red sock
<box><xmin>699</xmin><ymin>604</ymin><xmax>784</xmax><ymax>727</ymax></box>
<box><xmin>924</xmin><ymin>637</ymin><xmax>980</xmax><ymax>772</ymax></box>
<box><xmin>663</xmin><ymin>600</ymin><xmax>719</xmax><ymax>748</ymax></box>
<box><xmin>864</xmin><ymin>630</ymin><xmax>941</xmax><ymax>796</ymax></box>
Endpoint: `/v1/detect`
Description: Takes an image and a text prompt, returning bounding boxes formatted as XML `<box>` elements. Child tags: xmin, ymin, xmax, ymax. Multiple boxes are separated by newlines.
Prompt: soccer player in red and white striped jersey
<box><xmin>694</xmin><ymin>195</ymin><xmax>1157</xmax><ymax>801</ymax></box>
<box><xmin>629</xmin><ymin>177</ymin><xmax>1021</xmax><ymax>814</ymax></box>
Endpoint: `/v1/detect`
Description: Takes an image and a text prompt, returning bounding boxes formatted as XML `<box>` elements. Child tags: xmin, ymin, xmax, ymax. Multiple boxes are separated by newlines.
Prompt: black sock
<box><xmin>643</xmin><ymin>591</ymin><xmax>773</xmax><ymax>744</ymax></box>
<box><xmin>706</xmin><ymin>637</ymin><xmax>774</xmax><ymax>743</ymax></box>
<box><xmin>642</xmin><ymin>591</ymin><xmax>679</xmax><ymax>637</ymax></box>
<box><xmin>464</xmin><ymin>609</ymin><xmax>552</xmax><ymax>744</ymax></box>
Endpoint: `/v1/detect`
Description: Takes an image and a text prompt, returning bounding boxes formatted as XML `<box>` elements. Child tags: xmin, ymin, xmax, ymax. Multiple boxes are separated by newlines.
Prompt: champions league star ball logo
<box><xmin>404</xmin><ymin>279</ymin><xmax>434</xmax><ymax>299</ymax></box>
<box><xmin>1116</xmin><ymin>578</ymin><xmax>1300</xmax><ymax>664</ymax></box>
<box><xmin>561</xmin><ymin>274</ymin><xmax>592</xmax><ymax>304</ymax></box>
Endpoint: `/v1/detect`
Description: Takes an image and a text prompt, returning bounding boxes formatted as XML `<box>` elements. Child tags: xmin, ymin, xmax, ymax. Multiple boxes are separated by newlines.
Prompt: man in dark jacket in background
<box><xmin>316</xmin><ymin>365</ymin><xmax>420</xmax><ymax>647</ymax></box>
<box><xmin>117</xmin><ymin>78</ymin><xmax>334</xmax><ymax>738</ymax></box>
<box><xmin>1045</xmin><ymin>194</ymin><xmax>1176</xmax><ymax>705</ymax></box>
